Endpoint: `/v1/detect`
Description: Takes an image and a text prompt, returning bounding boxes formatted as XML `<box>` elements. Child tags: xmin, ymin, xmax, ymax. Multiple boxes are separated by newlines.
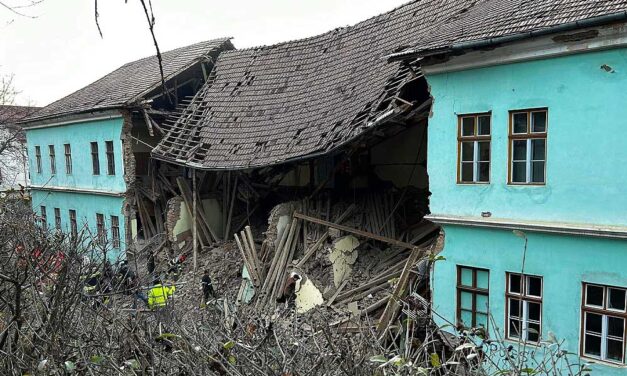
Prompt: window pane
<box><xmin>584</xmin><ymin>334</ymin><xmax>602</xmax><ymax>357</ymax></box>
<box><xmin>460</xmin><ymin>268</ymin><xmax>473</xmax><ymax>287</ymax></box>
<box><xmin>513</xmin><ymin>113</ymin><xmax>528</xmax><ymax>134</ymax></box>
<box><xmin>585</xmin><ymin>312</ymin><xmax>603</xmax><ymax>334</ymax></box>
<box><xmin>461</xmin><ymin>163</ymin><xmax>473</xmax><ymax>182</ymax></box>
<box><xmin>460</xmin><ymin>291</ymin><xmax>473</xmax><ymax>310</ymax></box>
<box><xmin>512</xmin><ymin>162</ymin><xmax>526</xmax><ymax>183</ymax></box>
<box><xmin>608</xmin><ymin>316</ymin><xmax>625</xmax><ymax>338</ymax></box>
<box><xmin>586</xmin><ymin>285</ymin><xmax>604</xmax><ymax>307</ymax></box>
<box><xmin>462</xmin><ymin>117</ymin><xmax>475</xmax><ymax>136</ymax></box>
<box><xmin>513</xmin><ymin>140</ymin><xmax>527</xmax><ymax>161</ymax></box>
<box><xmin>478</xmin><ymin>142</ymin><xmax>490</xmax><ymax>162</ymax></box>
<box><xmin>532</xmin><ymin>111</ymin><xmax>547</xmax><ymax>133</ymax></box>
<box><xmin>528</xmin><ymin>302</ymin><xmax>541</xmax><ymax>321</ymax></box>
<box><xmin>607</xmin><ymin>339</ymin><xmax>624</xmax><ymax>362</ymax></box>
<box><xmin>509</xmin><ymin>298</ymin><xmax>521</xmax><ymax>318</ymax></box>
<box><xmin>476</xmin><ymin>313</ymin><xmax>488</xmax><ymax>328</ymax></box>
<box><xmin>478</xmin><ymin>162</ymin><xmax>490</xmax><ymax>182</ymax></box>
<box><xmin>476</xmin><ymin>270</ymin><xmax>489</xmax><ymax>289</ymax></box>
<box><xmin>531</xmin><ymin>161</ymin><xmax>545</xmax><ymax>183</ymax></box>
<box><xmin>531</xmin><ymin>139</ymin><xmax>545</xmax><ymax>161</ymax></box>
<box><xmin>527</xmin><ymin>276</ymin><xmax>542</xmax><ymax>297</ymax></box>
<box><xmin>478</xmin><ymin>116</ymin><xmax>490</xmax><ymax>135</ymax></box>
<box><xmin>509</xmin><ymin>319</ymin><xmax>521</xmax><ymax>338</ymax></box>
<box><xmin>509</xmin><ymin>274</ymin><xmax>522</xmax><ymax>294</ymax></box>
<box><xmin>461</xmin><ymin>142</ymin><xmax>474</xmax><ymax>162</ymax></box>
<box><xmin>476</xmin><ymin>294</ymin><xmax>488</xmax><ymax>314</ymax></box>
<box><xmin>527</xmin><ymin>323</ymin><xmax>540</xmax><ymax>342</ymax></box>
<box><xmin>608</xmin><ymin>288</ymin><xmax>626</xmax><ymax>311</ymax></box>
<box><xmin>460</xmin><ymin>309</ymin><xmax>473</xmax><ymax>326</ymax></box>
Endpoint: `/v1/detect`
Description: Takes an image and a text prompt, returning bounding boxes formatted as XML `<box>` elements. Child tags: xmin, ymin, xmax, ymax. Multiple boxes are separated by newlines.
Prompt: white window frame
<box><xmin>506</xmin><ymin>273</ymin><xmax>543</xmax><ymax>343</ymax></box>
<box><xmin>509</xmin><ymin>109</ymin><xmax>548</xmax><ymax>185</ymax></box>
<box><xmin>582</xmin><ymin>283</ymin><xmax>627</xmax><ymax>364</ymax></box>
<box><xmin>458</xmin><ymin>113</ymin><xmax>491</xmax><ymax>184</ymax></box>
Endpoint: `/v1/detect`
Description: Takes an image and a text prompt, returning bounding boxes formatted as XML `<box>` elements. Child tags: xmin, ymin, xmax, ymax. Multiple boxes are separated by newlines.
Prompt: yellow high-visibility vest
<box><xmin>148</xmin><ymin>284</ymin><xmax>175</xmax><ymax>308</ymax></box>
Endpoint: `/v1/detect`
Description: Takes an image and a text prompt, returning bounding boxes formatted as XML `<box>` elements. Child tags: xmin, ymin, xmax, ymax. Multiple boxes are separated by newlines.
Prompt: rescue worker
<box><xmin>147</xmin><ymin>278</ymin><xmax>176</xmax><ymax>309</ymax></box>
<box><xmin>201</xmin><ymin>270</ymin><xmax>216</xmax><ymax>306</ymax></box>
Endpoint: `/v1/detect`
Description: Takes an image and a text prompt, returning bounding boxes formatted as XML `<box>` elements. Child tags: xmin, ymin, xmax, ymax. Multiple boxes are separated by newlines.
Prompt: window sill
<box><xmin>507</xmin><ymin>182</ymin><xmax>546</xmax><ymax>187</ymax></box>
<box><xmin>456</xmin><ymin>182</ymin><xmax>491</xmax><ymax>186</ymax></box>
<box><xmin>580</xmin><ymin>355</ymin><xmax>627</xmax><ymax>368</ymax></box>
<box><xmin>503</xmin><ymin>337</ymin><xmax>542</xmax><ymax>348</ymax></box>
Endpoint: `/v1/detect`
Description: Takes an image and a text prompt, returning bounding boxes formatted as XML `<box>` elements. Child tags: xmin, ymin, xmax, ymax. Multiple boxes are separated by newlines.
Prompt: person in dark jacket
<box><xmin>201</xmin><ymin>270</ymin><xmax>217</xmax><ymax>304</ymax></box>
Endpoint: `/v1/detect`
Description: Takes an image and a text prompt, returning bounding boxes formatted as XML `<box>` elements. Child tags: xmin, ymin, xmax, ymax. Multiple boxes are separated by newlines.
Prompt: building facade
<box><xmin>424</xmin><ymin>23</ymin><xmax>627</xmax><ymax>374</ymax></box>
<box><xmin>22</xmin><ymin>39</ymin><xmax>233</xmax><ymax>260</ymax></box>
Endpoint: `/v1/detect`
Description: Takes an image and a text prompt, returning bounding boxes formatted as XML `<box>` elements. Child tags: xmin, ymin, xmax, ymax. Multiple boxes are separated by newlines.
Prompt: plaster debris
<box><xmin>295</xmin><ymin>278</ymin><xmax>324</xmax><ymax>314</ymax></box>
<box><xmin>329</xmin><ymin>235</ymin><xmax>359</xmax><ymax>287</ymax></box>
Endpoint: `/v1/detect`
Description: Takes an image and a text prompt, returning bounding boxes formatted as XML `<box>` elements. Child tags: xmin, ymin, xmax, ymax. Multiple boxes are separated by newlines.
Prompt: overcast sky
<box><xmin>0</xmin><ymin>0</ymin><xmax>408</xmax><ymax>106</ymax></box>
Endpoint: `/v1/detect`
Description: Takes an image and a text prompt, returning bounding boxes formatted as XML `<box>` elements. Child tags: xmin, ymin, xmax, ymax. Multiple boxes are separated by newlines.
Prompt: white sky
<box><xmin>0</xmin><ymin>0</ymin><xmax>408</xmax><ymax>106</ymax></box>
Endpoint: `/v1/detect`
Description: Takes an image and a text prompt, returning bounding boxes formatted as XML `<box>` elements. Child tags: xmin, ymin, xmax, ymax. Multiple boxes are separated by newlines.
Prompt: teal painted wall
<box><xmin>433</xmin><ymin>225</ymin><xmax>627</xmax><ymax>374</ymax></box>
<box><xmin>31</xmin><ymin>190</ymin><xmax>126</xmax><ymax>261</ymax></box>
<box><xmin>26</xmin><ymin>117</ymin><xmax>126</xmax><ymax>193</ymax></box>
<box><xmin>426</xmin><ymin>48</ymin><xmax>627</xmax><ymax>226</ymax></box>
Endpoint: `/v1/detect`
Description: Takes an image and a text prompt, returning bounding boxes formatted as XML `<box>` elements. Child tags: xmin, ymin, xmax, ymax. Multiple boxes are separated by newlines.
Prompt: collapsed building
<box><xmin>137</xmin><ymin>0</ymin><xmax>483</xmax><ymax>334</ymax></box>
<box><xmin>20</xmin><ymin>38</ymin><xmax>234</xmax><ymax>259</ymax></box>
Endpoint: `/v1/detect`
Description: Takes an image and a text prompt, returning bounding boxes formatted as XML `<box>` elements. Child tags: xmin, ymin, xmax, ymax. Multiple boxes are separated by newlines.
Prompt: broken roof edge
<box><xmin>386</xmin><ymin>10</ymin><xmax>627</xmax><ymax>63</ymax></box>
<box><xmin>126</xmin><ymin>39</ymin><xmax>235</xmax><ymax>106</ymax></box>
<box><xmin>21</xmin><ymin>37</ymin><xmax>234</xmax><ymax>125</ymax></box>
<box><xmin>151</xmin><ymin>99</ymin><xmax>431</xmax><ymax>172</ymax></box>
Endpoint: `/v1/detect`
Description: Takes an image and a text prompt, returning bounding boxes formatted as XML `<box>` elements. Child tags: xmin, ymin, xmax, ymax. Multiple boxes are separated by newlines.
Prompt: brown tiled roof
<box><xmin>411</xmin><ymin>0</ymin><xmax>627</xmax><ymax>54</ymax></box>
<box><xmin>153</xmin><ymin>0</ymin><xmax>478</xmax><ymax>170</ymax></box>
<box><xmin>25</xmin><ymin>38</ymin><xmax>234</xmax><ymax>122</ymax></box>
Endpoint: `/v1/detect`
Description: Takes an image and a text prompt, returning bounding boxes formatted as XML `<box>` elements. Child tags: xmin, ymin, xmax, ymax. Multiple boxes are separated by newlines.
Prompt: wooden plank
<box><xmin>376</xmin><ymin>243</ymin><xmax>433</xmax><ymax>337</ymax></box>
<box><xmin>223</xmin><ymin>175</ymin><xmax>239</xmax><ymax>240</ymax></box>
<box><xmin>234</xmin><ymin>233</ymin><xmax>260</xmax><ymax>288</ymax></box>
<box><xmin>245</xmin><ymin>226</ymin><xmax>263</xmax><ymax>280</ymax></box>
<box><xmin>293</xmin><ymin>212</ymin><xmax>421</xmax><ymax>250</ymax></box>
<box><xmin>177</xmin><ymin>177</ymin><xmax>220</xmax><ymax>242</ymax></box>
<box><xmin>326</xmin><ymin>279</ymin><xmax>348</xmax><ymax>307</ymax></box>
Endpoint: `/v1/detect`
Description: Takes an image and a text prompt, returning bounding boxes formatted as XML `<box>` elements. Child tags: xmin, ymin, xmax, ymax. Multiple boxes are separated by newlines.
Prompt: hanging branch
<box><xmin>92</xmin><ymin>0</ymin><xmax>172</xmax><ymax>104</ymax></box>
<box><xmin>138</xmin><ymin>0</ymin><xmax>173</xmax><ymax>105</ymax></box>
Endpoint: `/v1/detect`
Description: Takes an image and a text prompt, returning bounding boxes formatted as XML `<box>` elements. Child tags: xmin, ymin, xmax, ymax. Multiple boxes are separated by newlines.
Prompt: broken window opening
<box><xmin>458</xmin><ymin>113</ymin><xmax>491</xmax><ymax>184</ymax></box>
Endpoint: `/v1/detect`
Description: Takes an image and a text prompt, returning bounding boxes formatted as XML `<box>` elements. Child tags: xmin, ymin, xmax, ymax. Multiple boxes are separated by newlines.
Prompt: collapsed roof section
<box><xmin>24</xmin><ymin>38</ymin><xmax>234</xmax><ymax>123</ymax></box>
<box><xmin>388</xmin><ymin>0</ymin><xmax>627</xmax><ymax>60</ymax></box>
<box><xmin>152</xmin><ymin>0</ymin><xmax>479</xmax><ymax>170</ymax></box>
